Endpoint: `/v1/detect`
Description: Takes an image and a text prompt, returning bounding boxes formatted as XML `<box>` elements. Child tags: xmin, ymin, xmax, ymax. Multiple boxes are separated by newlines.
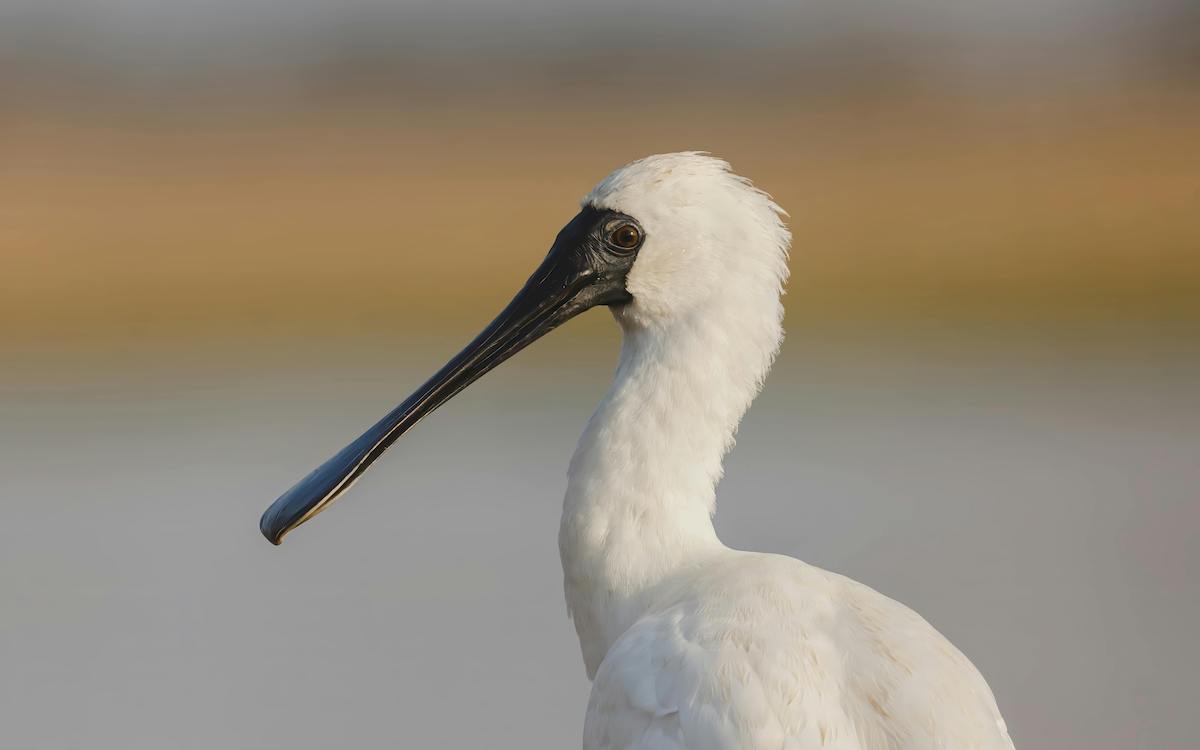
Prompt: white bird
<box><xmin>260</xmin><ymin>152</ymin><xmax>1015</xmax><ymax>750</ymax></box>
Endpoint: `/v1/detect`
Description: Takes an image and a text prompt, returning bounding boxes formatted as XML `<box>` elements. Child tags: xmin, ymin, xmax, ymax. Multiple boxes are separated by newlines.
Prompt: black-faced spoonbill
<box><xmin>260</xmin><ymin>153</ymin><xmax>1014</xmax><ymax>750</ymax></box>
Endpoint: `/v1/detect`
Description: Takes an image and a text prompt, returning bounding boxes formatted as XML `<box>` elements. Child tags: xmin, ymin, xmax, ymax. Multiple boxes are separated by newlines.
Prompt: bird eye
<box><xmin>607</xmin><ymin>222</ymin><xmax>642</xmax><ymax>252</ymax></box>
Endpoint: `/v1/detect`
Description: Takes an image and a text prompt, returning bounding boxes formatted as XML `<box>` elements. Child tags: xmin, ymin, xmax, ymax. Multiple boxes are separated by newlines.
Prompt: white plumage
<box><xmin>558</xmin><ymin>153</ymin><xmax>1013</xmax><ymax>750</ymax></box>
<box><xmin>258</xmin><ymin>151</ymin><xmax>1015</xmax><ymax>749</ymax></box>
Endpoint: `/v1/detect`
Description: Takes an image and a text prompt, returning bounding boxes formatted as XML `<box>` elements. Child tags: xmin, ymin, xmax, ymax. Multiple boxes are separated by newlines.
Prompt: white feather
<box><xmin>559</xmin><ymin>153</ymin><xmax>1014</xmax><ymax>749</ymax></box>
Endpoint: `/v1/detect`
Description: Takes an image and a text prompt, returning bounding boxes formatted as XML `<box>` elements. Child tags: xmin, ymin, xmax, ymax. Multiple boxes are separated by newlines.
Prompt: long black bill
<box><xmin>259</xmin><ymin>206</ymin><xmax>640</xmax><ymax>544</ymax></box>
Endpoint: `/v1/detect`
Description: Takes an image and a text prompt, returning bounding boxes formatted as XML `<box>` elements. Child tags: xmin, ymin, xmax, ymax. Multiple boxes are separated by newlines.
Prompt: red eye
<box><xmin>609</xmin><ymin>223</ymin><xmax>641</xmax><ymax>251</ymax></box>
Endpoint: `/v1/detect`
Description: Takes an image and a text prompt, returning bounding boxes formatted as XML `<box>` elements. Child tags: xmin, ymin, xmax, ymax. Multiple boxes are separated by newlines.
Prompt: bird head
<box><xmin>584</xmin><ymin>152</ymin><xmax>790</xmax><ymax>331</ymax></box>
<box><xmin>259</xmin><ymin>152</ymin><xmax>789</xmax><ymax>544</ymax></box>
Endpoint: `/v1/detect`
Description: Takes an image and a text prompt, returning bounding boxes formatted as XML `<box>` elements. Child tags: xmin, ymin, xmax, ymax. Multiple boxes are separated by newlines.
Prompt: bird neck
<box><xmin>559</xmin><ymin>299</ymin><xmax>782</xmax><ymax>677</ymax></box>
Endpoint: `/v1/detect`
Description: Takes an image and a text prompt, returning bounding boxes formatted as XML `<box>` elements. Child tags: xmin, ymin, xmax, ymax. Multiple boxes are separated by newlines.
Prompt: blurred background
<box><xmin>1</xmin><ymin>1</ymin><xmax>1197</xmax><ymax>748</ymax></box>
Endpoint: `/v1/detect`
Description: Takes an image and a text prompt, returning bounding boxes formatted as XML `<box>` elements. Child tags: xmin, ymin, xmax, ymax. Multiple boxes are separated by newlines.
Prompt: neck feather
<box><xmin>559</xmin><ymin>297</ymin><xmax>782</xmax><ymax>676</ymax></box>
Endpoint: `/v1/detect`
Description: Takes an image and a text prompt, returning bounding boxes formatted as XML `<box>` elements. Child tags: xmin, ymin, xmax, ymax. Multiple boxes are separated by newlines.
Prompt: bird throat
<box><xmin>558</xmin><ymin>306</ymin><xmax>776</xmax><ymax>676</ymax></box>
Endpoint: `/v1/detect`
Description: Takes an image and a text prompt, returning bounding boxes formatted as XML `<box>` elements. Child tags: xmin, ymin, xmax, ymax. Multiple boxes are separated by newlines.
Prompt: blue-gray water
<box><xmin>2</xmin><ymin>334</ymin><xmax>1196</xmax><ymax>749</ymax></box>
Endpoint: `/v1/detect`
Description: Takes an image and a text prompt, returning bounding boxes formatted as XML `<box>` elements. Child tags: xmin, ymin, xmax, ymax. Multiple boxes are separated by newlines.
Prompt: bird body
<box><xmin>581</xmin><ymin>552</ymin><xmax>1012</xmax><ymax>750</ymax></box>
<box><xmin>259</xmin><ymin>153</ymin><xmax>1013</xmax><ymax>750</ymax></box>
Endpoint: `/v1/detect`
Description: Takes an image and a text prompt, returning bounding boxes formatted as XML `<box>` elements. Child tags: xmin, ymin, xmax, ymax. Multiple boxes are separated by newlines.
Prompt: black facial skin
<box><xmin>259</xmin><ymin>206</ymin><xmax>644</xmax><ymax>544</ymax></box>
